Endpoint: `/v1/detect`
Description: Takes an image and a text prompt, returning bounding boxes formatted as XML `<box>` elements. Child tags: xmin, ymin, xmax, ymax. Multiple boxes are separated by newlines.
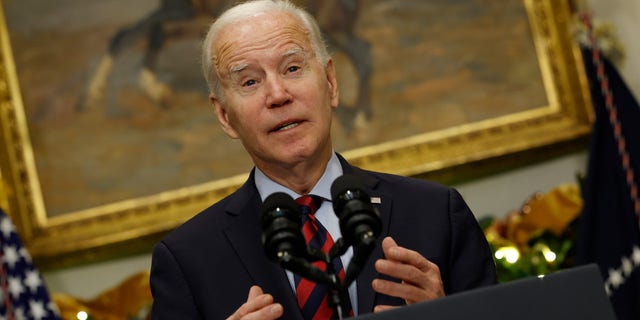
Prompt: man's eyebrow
<box><xmin>228</xmin><ymin>48</ymin><xmax>305</xmax><ymax>74</ymax></box>
<box><xmin>283</xmin><ymin>47</ymin><xmax>304</xmax><ymax>58</ymax></box>
<box><xmin>229</xmin><ymin>63</ymin><xmax>249</xmax><ymax>74</ymax></box>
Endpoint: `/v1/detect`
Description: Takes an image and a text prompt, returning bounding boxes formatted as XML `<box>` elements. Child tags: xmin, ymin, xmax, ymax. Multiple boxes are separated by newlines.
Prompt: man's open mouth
<box><xmin>273</xmin><ymin>121</ymin><xmax>300</xmax><ymax>132</ymax></box>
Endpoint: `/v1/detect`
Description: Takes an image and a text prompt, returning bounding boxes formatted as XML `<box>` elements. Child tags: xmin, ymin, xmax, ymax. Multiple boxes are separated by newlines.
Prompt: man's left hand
<box><xmin>371</xmin><ymin>236</ymin><xmax>445</xmax><ymax>312</ymax></box>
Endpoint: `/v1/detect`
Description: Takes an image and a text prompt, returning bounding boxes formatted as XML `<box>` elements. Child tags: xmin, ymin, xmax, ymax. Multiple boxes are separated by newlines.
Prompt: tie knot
<box><xmin>295</xmin><ymin>195</ymin><xmax>324</xmax><ymax>216</ymax></box>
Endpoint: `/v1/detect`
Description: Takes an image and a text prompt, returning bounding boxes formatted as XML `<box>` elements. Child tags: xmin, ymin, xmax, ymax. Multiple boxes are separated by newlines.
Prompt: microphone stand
<box><xmin>326</xmin><ymin>238</ymin><xmax>351</xmax><ymax>320</ymax></box>
<box><xmin>278</xmin><ymin>238</ymin><xmax>351</xmax><ymax>319</ymax></box>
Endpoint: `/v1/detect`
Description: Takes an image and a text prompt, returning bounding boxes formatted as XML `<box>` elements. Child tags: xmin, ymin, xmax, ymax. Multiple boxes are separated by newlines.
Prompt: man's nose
<box><xmin>266</xmin><ymin>76</ymin><xmax>292</xmax><ymax>108</ymax></box>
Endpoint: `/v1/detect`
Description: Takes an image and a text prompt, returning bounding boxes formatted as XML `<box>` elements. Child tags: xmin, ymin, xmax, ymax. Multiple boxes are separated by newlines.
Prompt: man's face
<box><xmin>210</xmin><ymin>11</ymin><xmax>339</xmax><ymax>172</ymax></box>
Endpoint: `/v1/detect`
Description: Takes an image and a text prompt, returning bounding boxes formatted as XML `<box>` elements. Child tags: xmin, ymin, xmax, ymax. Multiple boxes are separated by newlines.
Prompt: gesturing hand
<box><xmin>226</xmin><ymin>285</ymin><xmax>283</xmax><ymax>320</ymax></box>
<box><xmin>372</xmin><ymin>237</ymin><xmax>445</xmax><ymax>312</ymax></box>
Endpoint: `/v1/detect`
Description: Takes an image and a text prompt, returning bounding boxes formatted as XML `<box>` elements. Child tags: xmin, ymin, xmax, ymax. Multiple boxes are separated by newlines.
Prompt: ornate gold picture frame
<box><xmin>0</xmin><ymin>0</ymin><xmax>592</xmax><ymax>269</ymax></box>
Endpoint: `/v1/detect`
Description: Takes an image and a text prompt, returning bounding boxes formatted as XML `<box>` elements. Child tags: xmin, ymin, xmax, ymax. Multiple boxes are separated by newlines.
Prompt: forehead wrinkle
<box><xmin>212</xmin><ymin>13</ymin><xmax>314</xmax><ymax>80</ymax></box>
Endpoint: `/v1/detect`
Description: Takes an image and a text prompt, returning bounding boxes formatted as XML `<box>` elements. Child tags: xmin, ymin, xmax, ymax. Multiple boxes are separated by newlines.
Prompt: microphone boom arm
<box><xmin>277</xmin><ymin>251</ymin><xmax>334</xmax><ymax>285</ymax></box>
<box><xmin>343</xmin><ymin>230</ymin><xmax>377</xmax><ymax>287</ymax></box>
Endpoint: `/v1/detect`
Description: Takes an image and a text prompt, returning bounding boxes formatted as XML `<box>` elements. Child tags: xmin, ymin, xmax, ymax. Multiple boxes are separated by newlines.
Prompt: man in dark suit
<box><xmin>150</xmin><ymin>1</ymin><xmax>497</xmax><ymax>319</ymax></box>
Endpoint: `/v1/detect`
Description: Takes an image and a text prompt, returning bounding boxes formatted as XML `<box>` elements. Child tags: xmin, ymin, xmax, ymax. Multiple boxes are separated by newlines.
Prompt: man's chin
<box><xmin>268</xmin><ymin>149</ymin><xmax>321</xmax><ymax>167</ymax></box>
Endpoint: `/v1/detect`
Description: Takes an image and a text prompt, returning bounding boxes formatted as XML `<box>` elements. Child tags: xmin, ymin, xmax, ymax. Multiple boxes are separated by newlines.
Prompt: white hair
<box><xmin>201</xmin><ymin>0</ymin><xmax>330</xmax><ymax>100</ymax></box>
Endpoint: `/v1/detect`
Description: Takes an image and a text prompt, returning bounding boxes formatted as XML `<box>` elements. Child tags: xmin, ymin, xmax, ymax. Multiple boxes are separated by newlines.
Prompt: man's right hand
<box><xmin>226</xmin><ymin>285</ymin><xmax>284</xmax><ymax>320</ymax></box>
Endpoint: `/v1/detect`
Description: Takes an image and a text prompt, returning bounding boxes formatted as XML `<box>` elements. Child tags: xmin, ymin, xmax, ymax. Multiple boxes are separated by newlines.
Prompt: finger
<box><xmin>372</xmin><ymin>278</ymin><xmax>435</xmax><ymax>303</ymax></box>
<box><xmin>241</xmin><ymin>303</ymin><xmax>284</xmax><ymax>320</ymax></box>
<box><xmin>228</xmin><ymin>286</ymin><xmax>277</xmax><ymax>320</ymax></box>
<box><xmin>247</xmin><ymin>285</ymin><xmax>263</xmax><ymax>300</ymax></box>
<box><xmin>373</xmin><ymin>305</ymin><xmax>398</xmax><ymax>313</ymax></box>
<box><xmin>381</xmin><ymin>236</ymin><xmax>397</xmax><ymax>252</ymax></box>
<box><xmin>375</xmin><ymin>259</ymin><xmax>444</xmax><ymax>299</ymax></box>
<box><xmin>376</xmin><ymin>257</ymin><xmax>441</xmax><ymax>286</ymax></box>
<box><xmin>381</xmin><ymin>238</ymin><xmax>431</xmax><ymax>272</ymax></box>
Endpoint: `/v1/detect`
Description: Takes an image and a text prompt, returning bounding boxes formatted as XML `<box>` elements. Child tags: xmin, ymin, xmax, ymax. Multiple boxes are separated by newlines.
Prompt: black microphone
<box><xmin>261</xmin><ymin>192</ymin><xmax>333</xmax><ymax>284</ymax></box>
<box><xmin>331</xmin><ymin>174</ymin><xmax>382</xmax><ymax>287</ymax></box>
<box><xmin>261</xmin><ymin>192</ymin><xmax>306</xmax><ymax>261</ymax></box>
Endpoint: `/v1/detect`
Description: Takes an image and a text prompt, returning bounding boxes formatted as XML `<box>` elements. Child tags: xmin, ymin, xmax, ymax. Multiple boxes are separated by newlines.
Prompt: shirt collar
<box><xmin>254</xmin><ymin>152</ymin><xmax>343</xmax><ymax>202</ymax></box>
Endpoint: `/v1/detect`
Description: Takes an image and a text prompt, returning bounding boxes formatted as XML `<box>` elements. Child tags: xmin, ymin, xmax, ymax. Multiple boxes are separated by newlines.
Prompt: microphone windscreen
<box><xmin>331</xmin><ymin>174</ymin><xmax>366</xmax><ymax>201</ymax></box>
<box><xmin>261</xmin><ymin>192</ymin><xmax>297</xmax><ymax>220</ymax></box>
<box><xmin>330</xmin><ymin>174</ymin><xmax>382</xmax><ymax>287</ymax></box>
<box><xmin>261</xmin><ymin>192</ymin><xmax>304</xmax><ymax>261</ymax></box>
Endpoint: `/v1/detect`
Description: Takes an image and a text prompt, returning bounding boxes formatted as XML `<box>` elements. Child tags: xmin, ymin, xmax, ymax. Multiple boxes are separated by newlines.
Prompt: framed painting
<box><xmin>0</xmin><ymin>0</ymin><xmax>592</xmax><ymax>268</ymax></box>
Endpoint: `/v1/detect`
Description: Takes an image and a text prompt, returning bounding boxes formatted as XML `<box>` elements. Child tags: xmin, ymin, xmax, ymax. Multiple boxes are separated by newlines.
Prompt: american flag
<box><xmin>0</xmin><ymin>208</ymin><xmax>60</xmax><ymax>320</ymax></box>
<box><xmin>575</xmin><ymin>41</ymin><xmax>640</xmax><ymax>319</ymax></box>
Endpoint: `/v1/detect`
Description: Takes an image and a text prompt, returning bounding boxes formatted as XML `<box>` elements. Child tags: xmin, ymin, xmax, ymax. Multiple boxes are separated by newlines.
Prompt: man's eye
<box><xmin>243</xmin><ymin>79</ymin><xmax>257</xmax><ymax>87</ymax></box>
<box><xmin>287</xmin><ymin>66</ymin><xmax>300</xmax><ymax>73</ymax></box>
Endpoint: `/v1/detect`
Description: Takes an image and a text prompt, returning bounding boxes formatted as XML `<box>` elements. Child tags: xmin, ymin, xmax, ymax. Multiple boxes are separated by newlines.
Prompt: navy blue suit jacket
<box><xmin>150</xmin><ymin>154</ymin><xmax>497</xmax><ymax>319</ymax></box>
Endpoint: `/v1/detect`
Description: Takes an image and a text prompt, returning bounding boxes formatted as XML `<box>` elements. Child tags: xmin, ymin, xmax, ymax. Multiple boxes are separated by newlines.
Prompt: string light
<box><xmin>77</xmin><ymin>311</ymin><xmax>88</xmax><ymax>320</ymax></box>
<box><xmin>543</xmin><ymin>249</ymin><xmax>557</xmax><ymax>263</ymax></box>
<box><xmin>495</xmin><ymin>246</ymin><xmax>520</xmax><ymax>264</ymax></box>
<box><xmin>533</xmin><ymin>243</ymin><xmax>557</xmax><ymax>263</ymax></box>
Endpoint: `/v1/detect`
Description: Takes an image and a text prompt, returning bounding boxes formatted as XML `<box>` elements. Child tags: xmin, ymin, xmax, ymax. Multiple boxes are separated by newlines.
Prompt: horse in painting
<box><xmin>78</xmin><ymin>0</ymin><xmax>372</xmax><ymax>132</ymax></box>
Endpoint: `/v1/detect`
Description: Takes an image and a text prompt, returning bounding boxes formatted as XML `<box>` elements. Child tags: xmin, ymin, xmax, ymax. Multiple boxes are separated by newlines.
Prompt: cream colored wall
<box><xmin>41</xmin><ymin>0</ymin><xmax>640</xmax><ymax>301</ymax></box>
<box><xmin>587</xmin><ymin>0</ymin><xmax>640</xmax><ymax>98</ymax></box>
<box><xmin>44</xmin><ymin>254</ymin><xmax>151</xmax><ymax>299</ymax></box>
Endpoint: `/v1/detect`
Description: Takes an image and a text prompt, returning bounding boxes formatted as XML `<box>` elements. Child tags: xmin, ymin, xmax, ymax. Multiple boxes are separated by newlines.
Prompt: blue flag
<box><xmin>576</xmin><ymin>47</ymin><xmax>640</xmax><ymax>320</ymax></box>
<box><xmin>0</xmin><ymin>208</ymin><xmax>60</xmax><ymax>320</ymax></box>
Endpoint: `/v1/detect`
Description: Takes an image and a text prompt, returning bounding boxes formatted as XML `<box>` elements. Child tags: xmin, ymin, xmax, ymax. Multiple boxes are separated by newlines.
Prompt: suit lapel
<box><xmin>338</xmin><ymin>155</ymin><xmax>394</xmax><ymax>314</ymax></box>
<box><xmin>222</xmin><ymin>173</ymin><xmax>303</xmax><ymax>319</ymax></box>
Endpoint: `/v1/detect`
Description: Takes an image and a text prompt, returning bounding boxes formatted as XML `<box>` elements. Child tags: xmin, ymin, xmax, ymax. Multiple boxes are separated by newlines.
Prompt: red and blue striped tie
<box><xmin>294</xmin><ymin>195</ymin><xmax>353</xmax><ymax>319</ymax></box>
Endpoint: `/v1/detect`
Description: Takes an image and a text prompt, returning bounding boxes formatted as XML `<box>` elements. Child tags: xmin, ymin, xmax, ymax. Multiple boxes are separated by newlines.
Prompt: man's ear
<box><xmin>210</xmin><ymin>94</ymin><xmax>239</xmax><ymax>139</ymax></box>
<box><xmin>325</xmin><ymin>59</ymin><xmax>339</xmax><ymax>109</ymax></box>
